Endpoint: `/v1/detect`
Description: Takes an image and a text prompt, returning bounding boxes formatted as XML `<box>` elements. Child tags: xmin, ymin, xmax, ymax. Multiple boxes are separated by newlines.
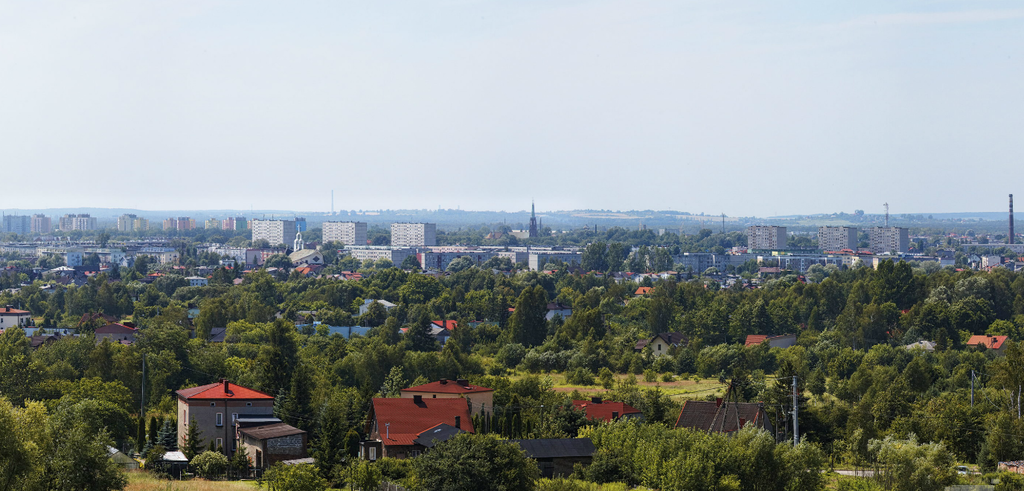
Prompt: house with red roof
<box><xmin>176</xmin><ymin>380</ymin><xmax>275</xmax><ymax>459</ymax></box>
<box><xmin>967</xmin><ymin>335</ymin><xmax>1009</xmax><ymax>354</ymax></box>
<box><xmin>95</xmin><ymin>323</ymin><xmax>138</xmax><ymax>345</ymax></box>
<box><xmin>400</xmin><ymin>379</ymin><xmax>493</xmax><ymax>416</ymax></box>
<box><xmin>0</xmin><ymin>305</ymin><xmax>31</xmax><ymax>328</ymax></box>
<box><xmin>634</xmin><ymin>287</ymin><xmax>653</xmax><ymax>296</ymax></box>
<box><xmin>572</xmin><ymin>397</ymin><xmax>642</xmax><ymax>422</ymax></box>
<box><xmin>430</xmin><ymin>320</ymin><xmax>458</xmax><ymax>331</ymax></box>
<box><xmin>362</xmin><ymin>396</ymin><xmax>474</xmax><ymax>460</ymax></box>
<box><xmin>744</xmin><ymin>333</ymin><xmax>797</xmax><ymax>349</ymax></box>
<box><xmin>675</xmin><ymin>398</ymin><xmax>772</xmax><ymax>434</ymax></box>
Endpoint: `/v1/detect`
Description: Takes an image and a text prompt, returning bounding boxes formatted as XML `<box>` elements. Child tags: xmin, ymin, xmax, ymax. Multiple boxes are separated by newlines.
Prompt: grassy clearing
<box><xmin>514</xmin><ymin>372</ymin><xmax>734</xmax><ymax>400</ymax></box>
<box><xmin>125</xmin><ymin>471</ymin><xmax>259</xmax><ymax>491</ymax></box>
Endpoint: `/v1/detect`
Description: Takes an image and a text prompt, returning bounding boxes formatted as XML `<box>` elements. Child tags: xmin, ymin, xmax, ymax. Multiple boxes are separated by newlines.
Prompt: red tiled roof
<box><xmin>745</xmin><ymin>335</ymin><xmax>768</xmax><ymax>346</ymax></box>
<box><xmin>675</xmin><ymin>400</ymin><xmax>768</xmax><ymax>433</ymax></box>
<box><xmin>372</xmin><ymin>398</ymin><xmax>474</xmax><ymax>447</ymax></box>
<box><xmin>967</xmin><ymin>335</ymin><xmax>1008</xmax><ymax>350</ymax></box>
<box><xmin>0</xmin><ymin>307</ymin><xmax>30</xmax><ymax>315</ymax></box>
<box><xmin>571</xmin><ymin>400</ymin><xmax>640</xmax><ymax>422</ymax></box>
<box><xmin>635</xmin><ymin>287</ymin><xmax>653</xmax><ymax>295</ymax></box>
<box><xmin>401</xmin><ymin>379</ymin><xmax>493</xmax><ymax>395</ymax></box>
<box><xmin>176</xmin><ymin>381</ymin><xmax>274</xmax><ymax>401</ymax></box>
<box><xmin>430</xmin><ymin>320</ymin><xmax>458</xmax><ymax>331</ymax></box>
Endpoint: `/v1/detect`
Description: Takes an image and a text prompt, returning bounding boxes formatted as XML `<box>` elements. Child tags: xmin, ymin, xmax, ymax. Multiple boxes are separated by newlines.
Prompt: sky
<box><xmin>1</xmin><ymin>1</ymin><xmax>1022</xmax><ymax>217</ymax></box>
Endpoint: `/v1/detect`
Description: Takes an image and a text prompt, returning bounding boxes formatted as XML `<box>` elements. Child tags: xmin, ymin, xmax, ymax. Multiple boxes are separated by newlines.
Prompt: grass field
<box><xmin>528</xmin><ymin>372</ymin><xmax>735</xmax><ymax>400</ymax></box>
<box><xmin>126</xmin><ymin>472</ymin><xmax>260</xmax><ymax>491</ymax></box>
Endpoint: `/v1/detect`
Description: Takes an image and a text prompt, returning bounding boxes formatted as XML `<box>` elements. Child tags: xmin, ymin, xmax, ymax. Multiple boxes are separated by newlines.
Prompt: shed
<box><xmin>107</xmin><ymin>446</ymin><xmax>139</xmax><ymax>470</ymax></box>
<box><xmin>239</xmin><ymin>423</ymin><xmax>308</xmax><ymax>469</ymax></box>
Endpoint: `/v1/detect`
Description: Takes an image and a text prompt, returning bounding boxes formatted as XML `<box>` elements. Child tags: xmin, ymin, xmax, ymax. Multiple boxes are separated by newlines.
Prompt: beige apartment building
<box><xmin>323</xmin><ymin>221</ymin><xmax>368</xmax><ymax>246</ymax></box>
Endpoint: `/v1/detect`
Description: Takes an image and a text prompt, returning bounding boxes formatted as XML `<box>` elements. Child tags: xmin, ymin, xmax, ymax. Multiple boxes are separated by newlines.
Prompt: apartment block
<box><xmin>117</xmin><ymin>214</ymin><xmax>148</xmax><ymax>232</ymax></box>
<box><xmin>222</xmin><ymin>217</ymin><xmax>247</xmax><ymax>231</ymax></box>
<box><xmin>251</xmin><ymin>219</ymin><xmax>297</xmax><ymax>247</ymax></box>
<box><xmin>391</xmin><ymin>223</ymin><xmax>436</xmax><ymax>247</ymax></box>
<box><xmin>346</xmin><ymin>246</ymin><xmax>416</xmax><ymax>267</ymax></box>
<box><xmin>31</xmin><ymin>214</ymin><xmax>51</xmax><ymax>234</ymax></box>
<box><xmin>746</xmin><ymin>226</ymin><xmax>787</xmax><ymax>250</ymax></box>
<box><xmin>817</xmin><ymin>226</ymin><xmax>858</xmax><ymax>252</ymax></box>
<box><xmin>2</xmin><ymin>215</ymin><xmax>31</xmax><ymax>234</ymax></box>
<box><xmin>164</xmin><ymin>217</ymin><xmax>196</xmax><ymax>231</ymax></box>
<box><xmin>323</xmin><ymin>221</ymin><xmax>367</xmax><ymax>246</ymax></box>
<box><xmin>58</xmin><ymin>214</ymin><xmax>97</xmax><ymax>231</ymax></box>
<box><xmin>868</xmin><ymin>227</ymin><xmax>909</xmax><ymax>254</ymax></box>
<box><xmin>205</xmin><ymin>218</ymin><xmax>222</xmax><ymax>230</ymax></box>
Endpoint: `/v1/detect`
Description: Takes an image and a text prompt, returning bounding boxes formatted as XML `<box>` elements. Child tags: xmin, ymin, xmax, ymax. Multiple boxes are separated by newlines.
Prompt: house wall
<box><xmin>242</xmin><ymin>432</ymin><xmax>308</xmax><ymax>468</ymax></box>
<box><xmin>178</xmin><ymin>398</ymin><xmax>273</xmax><ymax>457</ymax></box>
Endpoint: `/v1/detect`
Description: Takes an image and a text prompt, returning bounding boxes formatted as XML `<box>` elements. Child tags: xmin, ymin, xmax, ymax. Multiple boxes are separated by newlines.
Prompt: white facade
<box><xmin>323</xmin><ymin>221</ymin><xmax>367</xmax><ymax>247</ymax></box>
<box><xmin>868</xmin><ymin>227</ymin><xmax>909</xmax><ymax>254</ymax></box>
<box><xmin>346</xmin><ymin>246</ymin><xmax>416</xmax><ymax>267</ymax></box>
<box><xmin>747</xmin><ymin>226</ymin><xmax>787</xmax><ymax>250</ymax></box>
<box><xmin>3</xmin><ymin>215</ymin><xmax>31</xmax><ymax>234</ymax></box>
<box><xmin>529</xmin><ymin>252</ymin><xmax>583</xmax><ymax>271</ymax></box>
<box><xmin>58</xmin><ymin>214</ymin><xmax>97</xmax><ymax>231</ymax></box>
<box><xmin>186</xmin><ymin>276</ymin><xmax>209</xmax><ymax>287</ymax></box>
<box><xmin>391</xmin><ymin>223</ymin><xmax>436</xmax><ymax>247</ymax></box>
<box><xmin>817</xmin><ymin>226</ymin><xmax>858</xmax><ymax>252</ymax></box>
<box><xmin>251</xmin><ymin>220</ymin><xmax>297</xmax><ymax>247</ymax></box>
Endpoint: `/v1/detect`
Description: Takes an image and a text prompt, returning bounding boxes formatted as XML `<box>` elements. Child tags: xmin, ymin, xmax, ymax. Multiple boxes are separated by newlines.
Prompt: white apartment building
<box><xmin>251</xmin><ymin>219</ymin><xmax>297</xmax><ymax>247</ymax></box>
<box><xmin>868</xmin><ymin>227</ymin><xmax>909</xmax><ymax>254</ymax></box>
<box><xmin>391</xmin><ymin>223</ymin><xmax>436</xmax><ymax>247</ymax></box>
<box><xmin>529</xmin><ymin>252</ymin><xmax>583</xmax><ymax>271</ymax></box>
<box><xmin>747</xmin><ymin>226</ymin><xmax>787</xmax><ymax>250</ymax></box>
<box><xmin>323</xmin><ymin>221</ymin><xmax>368</xmax><ymax>247</ymax></box>
<box><xmin>345</xmin><ymin>246</ymin><xmax>417</xmax><ymax>267</ymax></box>
<box><xmin>58</xmin><ymin>214</ymin><xmax>97</xmax><ymax>231</ymax></box>
<box><xmin>817</xmin><ymin>226</ymin><xmax>858</xmax><ymax>252</ymax></box>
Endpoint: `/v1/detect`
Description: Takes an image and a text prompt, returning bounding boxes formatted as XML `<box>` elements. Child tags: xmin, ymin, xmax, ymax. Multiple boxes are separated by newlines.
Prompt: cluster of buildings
<box><xmin>746</xmin><ymin>225</ymin><xmax>911</xmax><ymax>255</ymax></box>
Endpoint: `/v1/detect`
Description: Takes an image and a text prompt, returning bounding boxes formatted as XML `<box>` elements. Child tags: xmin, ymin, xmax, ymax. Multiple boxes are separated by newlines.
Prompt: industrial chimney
<box><xmin>1011</xmin><ymin>194</ymin><xmax>1015</xmax><ymax>245</ymax></box>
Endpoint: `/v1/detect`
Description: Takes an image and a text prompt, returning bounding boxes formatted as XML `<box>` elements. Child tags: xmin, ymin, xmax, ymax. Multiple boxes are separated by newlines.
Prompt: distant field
<box><xmin>125</xmin><ymin>472</ymin><xmax>259</xmax><ymax>491</ymax></box>
<box><xmin>517</xmin><ymin>372</ymin><xmax>733</xmax><ymax>400</ymax></box>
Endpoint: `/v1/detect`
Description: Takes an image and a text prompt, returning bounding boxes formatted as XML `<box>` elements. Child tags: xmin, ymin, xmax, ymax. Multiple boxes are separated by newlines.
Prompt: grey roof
<box><xmin>208</xmin><ymin>328</ymin><xmax>227</xmax><ymax>343</ymax></box>
<box><xmin>511</xmin><ymin>438</ymin><xmax>596</xmax><ymax>459</ymax></box>
<box><xmin>413</xmin><ymin>423</ymin><xmax>465</xmax><ymax>448</ymax></box>
<box><xmin>163</xmin><ymin>451</ymin><xmax>188</xmax><ymax>462</ymax></box>
<box><xmin>239</xmin><ymin>422</ymin><xmax>305</xmax><ymax>440</ymax></box>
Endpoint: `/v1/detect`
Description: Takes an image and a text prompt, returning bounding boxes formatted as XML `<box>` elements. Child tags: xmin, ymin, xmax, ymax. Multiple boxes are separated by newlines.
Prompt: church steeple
<box><xmin>528</xmin><ymin>200</ymin><xmax>538</xmax><ymax>238</ymax></box>
<box><xmin>294</xmin><ymin>231</ymin><xmax>303</xmax><ymax>252</ymax></box>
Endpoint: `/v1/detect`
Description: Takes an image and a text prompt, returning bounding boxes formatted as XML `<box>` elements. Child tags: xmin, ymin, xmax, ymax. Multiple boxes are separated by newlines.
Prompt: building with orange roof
<box><xmin>967</xmin><ymin>335</ymin><xmax>1008</xmax><ymax>354</ymax></box>
<box><xmin>400</xmin><ymin>378</ymin><xmax>493</xmax><ymax>416</ymax></box>
<box><xmin>176</xmin><ymin>380</ymin><xmax>274</xmax><ymax>458</ymax></box>
<box><xmin>362</xmin><ymin>396</ymin><xmax>473</xmax><ymax>460</ymax></box>
<box><xmin>635</xmin><ymin>287</ymin><xmax>653</xmax><ymax>296</ymax></box>
<box><xmin>572</xmin><ymin>397</ymin><xmax>642</xmax><ymax>422</ymax></box>
<box><xmin>0</xmin><ymin>305</ymin><xmax>31</xmax><ymax>328</ymax></box>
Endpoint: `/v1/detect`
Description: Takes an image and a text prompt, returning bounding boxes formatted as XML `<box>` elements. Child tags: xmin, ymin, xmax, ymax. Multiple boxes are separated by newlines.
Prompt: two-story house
<box><xmin>400</xmin><ymin>379</ymin><xmax>494</xmax><ymax>416</ymax></box>
<box><xmin>176</xmin><ymin>380</ymin><xmax>274</xmax><ymax>458</ymax></box>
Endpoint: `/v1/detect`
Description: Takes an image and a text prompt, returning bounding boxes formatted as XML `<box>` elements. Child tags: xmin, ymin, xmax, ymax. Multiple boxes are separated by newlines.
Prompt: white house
<box><xmin>186</xmin><ymin>276</ymin><xmax>209</xmax><ymax>287</ymax></box>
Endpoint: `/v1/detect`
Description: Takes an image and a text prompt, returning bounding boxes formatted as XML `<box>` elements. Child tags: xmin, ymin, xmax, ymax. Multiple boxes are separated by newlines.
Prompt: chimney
<box><xmin>1011</xmin><ymin>194</ymin><xmax>1015</xmax><ymax>245</ymax></box>
<box><xmin>414</xmin><ymin>395</ymin><xmax>423</xmax><ymax>404</ymax></box>
<box><xmin>612</xmin><ymin>411</ymin><xmax>619</xmax><ymax>420</ymax></box>
<box><xmin>715</xmin><ymin>398</ymin><xmax>723</xmax><ymax>408</ymax></box>
<box><xmin>454</xmin><ymin>416</ymin><xmax>461</xmax><ymax>429</ymax></box>
<box><xmin>591</xmin><ymin>397</ymin><xmax>602</xmax><ymax>404</ymax></box>
<box><xmin>222</xmin><ymin>379</ymin><xmax>229</xmax><ymax>392</ymax></box>
<box><xmin>456</xmin><ymin>379</ymin><xmax>469</xmax><ymax>386</ymax></box>
<box><xmin>439</xmin><ymin>379</ymin><xmax>448</xmax><ymax>385</ymax></box>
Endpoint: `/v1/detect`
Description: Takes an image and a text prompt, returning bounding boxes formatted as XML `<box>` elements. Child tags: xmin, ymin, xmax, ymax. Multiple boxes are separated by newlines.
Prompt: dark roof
<box><xmin>674</xmin><ymin>400</ymin><xmax>768</xmax><ymax>433</ymax></box>
<box><xmin>238</xmin><ymin>423</ymin><xmax>305</xmax><ymax>440</ymax></box>
<box><xmin>95</xmin><ymin>323</ymin><xmax>137</xmax><ymax>334</ymax></box>
<box><xmin>208</xmin><ymin>328</ymin><xmax>227</xmax><ymax>343</ymax></box>
<box><xmin>512</xmin><ymin>438</ymin><xmax>596</xmax><ymax>459</ymax></box>
<box><xmin>412</xmin><ymin>423</ymin><xmax>465</xmax><ymax>448</ymax></box>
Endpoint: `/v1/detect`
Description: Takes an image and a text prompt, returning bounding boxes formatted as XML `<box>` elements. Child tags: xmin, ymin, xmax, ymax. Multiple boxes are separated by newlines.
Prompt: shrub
<box><xmin>191</xmin><ymin>450</ymin><xmax>228</xmax><ymax>479</ymax></box>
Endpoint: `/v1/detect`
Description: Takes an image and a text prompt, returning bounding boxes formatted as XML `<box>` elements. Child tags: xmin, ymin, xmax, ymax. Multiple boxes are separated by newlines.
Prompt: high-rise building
<box><xmin>222</xmin><ymin>217</ymin><xmax>247</xmax><ymax>231</ymax></box>
<box><xmin>205</xmin><ymin>218</ymin><xmax>222</xmax><ymax>230</ymax></box>
<box><xmin>164</xmin><ymin>217</ymin><xmax>195</xmax><ymax>231</ymax></box>
<box><xmin>295</xmin><ymin>217</ymin><xmax>307</xmax><ymax>232</ymax></box>
<box><xmin>31</xmin><ymin>214</ymin><xmax>51</xmax><ymax>234</ymax></box>
<box><xmin>323</xmin><ymin>221</ymin><xmax>367</xmax><ymax>246</ymax></box>
<box><xmin>251</xmin><ymin>219</ymin><xmax>297</xmax><ymax>247</ymax></box>
<box><xmin>118</xmin><ymin>214</ymin><xmax>149</xmax><ymax>232</ymax></box>
<box><xmin>58</xmin><ymin>214</ymin><xmax>97</xmax><ymax>231</ymax></box>
<box><xmin>818</xmin><ymin>226</ymin><xmax>858</xmax><ymax>252</ymax></box>
<box><xmin>868</xmin><ymin>227</ymin><xmax>909</xmax><ymax>254</ymax></box>
<box><xmin>2</xmin><ymin>215</ymin><xmax>31</xmax><ymax>234</ymax></box>
<box><xmin>391</xmin><ymin>223</ymin><xmax>436</xmax><ymax>247</ymax></box>
<box><xmin>746</xmin><ymin>226</ymin><xmax>787</xmax><ymax>250</ymax></box>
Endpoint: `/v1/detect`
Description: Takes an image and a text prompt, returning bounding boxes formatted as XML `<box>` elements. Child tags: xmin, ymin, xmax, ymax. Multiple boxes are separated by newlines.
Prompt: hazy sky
<box><xmin>2</xmin><ymin>1</ymin><xmax>1022</xmax><ymax>216</ymax></box>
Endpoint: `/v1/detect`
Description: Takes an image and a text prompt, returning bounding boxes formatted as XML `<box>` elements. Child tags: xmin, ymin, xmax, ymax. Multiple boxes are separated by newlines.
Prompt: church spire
<box><xmin>294</xmin><ymin>231</ymin><xmax>303</xmax><ymax>252</ymax></box>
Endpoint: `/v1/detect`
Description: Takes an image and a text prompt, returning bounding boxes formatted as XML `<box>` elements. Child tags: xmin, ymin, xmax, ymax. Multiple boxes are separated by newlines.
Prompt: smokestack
<box><xmin>1011</xmin><ymin>194</ymin><xmax>1015</xmax><ymax>245</ymax></box>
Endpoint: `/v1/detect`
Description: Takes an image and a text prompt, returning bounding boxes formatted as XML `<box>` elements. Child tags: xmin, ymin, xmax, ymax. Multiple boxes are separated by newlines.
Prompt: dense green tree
<box><xmin>412</xmin><ymin>433</ymin><xmax>539</xmax><ymax>491</ymax></box>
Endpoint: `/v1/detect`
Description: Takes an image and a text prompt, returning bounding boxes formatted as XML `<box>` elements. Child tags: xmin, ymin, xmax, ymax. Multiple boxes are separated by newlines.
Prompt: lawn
<box><xmin>523</xmin><ymin>372</ymin><xmax>735</xmax><ymax>400</ymax></box>
<box><xmin>125</xmin><ymin>471</ymin><xmax>260</xmax><ymax>491</ymax></box>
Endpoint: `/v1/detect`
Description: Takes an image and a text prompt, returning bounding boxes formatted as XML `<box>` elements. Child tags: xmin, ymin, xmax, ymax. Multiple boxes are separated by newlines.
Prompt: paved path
<box><xmin>834</xmin><ymin>469</ymin><xmax>875</xmax><ymax>477</ymax></box>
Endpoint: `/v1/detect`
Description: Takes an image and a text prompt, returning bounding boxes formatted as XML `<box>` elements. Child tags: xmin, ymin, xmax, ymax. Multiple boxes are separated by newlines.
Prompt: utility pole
<box><xmin>139</xmin><ymin>352</ymin><xmax>146</xmax><ymax>450</ymax></box>
<box><xmin>971</xmin><ymin>370</ymin><xmax>975</xmax><ymax>408</ymax></box>
<box><xmin>792</xmin><ymin>375</ymin><xmax>799</xmax><ymax>445</ymax></box>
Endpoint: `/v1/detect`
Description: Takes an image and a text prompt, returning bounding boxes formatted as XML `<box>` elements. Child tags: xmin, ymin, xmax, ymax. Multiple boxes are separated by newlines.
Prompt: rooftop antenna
<box><xmin>1010</xmin><ymin>194</ymin><xmax>1015</xmax><ymax>245</ymax></box>
<box><xmin>721</xmin><ymin>213</ymin><xmax>725</xmax><ymax>234</ymax></box>
<box><xmin>884</xmin><ymin>203</ymin><xmax>889</xmax><ymax>228</ymax></box>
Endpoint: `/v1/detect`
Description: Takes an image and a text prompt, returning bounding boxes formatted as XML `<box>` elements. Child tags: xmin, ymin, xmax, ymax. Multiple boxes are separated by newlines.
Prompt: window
<box><xmin>232</xmin><ymin>413</ymin><xmax>238</xmax><ymax>424</ymax></box>
<box><xmin>210</xmin><ymin>402</ymin><xmax>215</xmax><ymax>407</ymax></box>
<box><xmin>216</xmin><ymin>413</ymin><xmax>223</xmax><ymax>427</ymax></box>
<box><xmin>232</xmin><ymin>439</ymin><xmax>237</xmax><ymax>450</ymax></box>
<box><xmin>246</xmin><ymin>402</ymin><xmax>252</xmax><ymax>407</ymax></box>
<box><xmin>216</xmin><ymin>438</ymin><xmax>223</xmax><ymax>449</ymax></box>
<box><xmin>368</xmin><ymin>447</ymin><xmax>377</xmax><ymax>461</ymax></box>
